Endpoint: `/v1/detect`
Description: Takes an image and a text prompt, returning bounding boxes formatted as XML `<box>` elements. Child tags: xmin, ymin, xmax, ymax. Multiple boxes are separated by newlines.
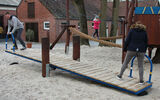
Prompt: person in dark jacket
<box><xmin>117</xmin><ymin>21</ymin><xmax>148</xmax><ymax>84</ymax></box>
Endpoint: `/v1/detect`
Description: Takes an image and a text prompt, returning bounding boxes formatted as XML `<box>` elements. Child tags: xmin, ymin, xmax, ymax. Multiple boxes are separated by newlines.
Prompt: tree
<box><xmin>71</xmin><ymin>0</ymin><xmax>90</xmax><ymax>45</ymax></box>
<box><xmin>99</xmin><ymin>0</ymin><xmax>107</xmax><ymax>46</ymax></box>
<box><xmin>110</xmin><ymin>0</ymin><xmax>120</xmax><ymax>43</ymax></box>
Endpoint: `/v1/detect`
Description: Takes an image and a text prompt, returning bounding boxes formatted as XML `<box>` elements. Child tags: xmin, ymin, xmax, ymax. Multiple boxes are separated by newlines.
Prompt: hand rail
<box><xmin>129</xmin><ymin>55</ymin><xmax>153</xmax><ymax>83</ymax></box>
<box><xmin>5</xmin><ymin>33</ymin><xmax>15</xmax><ymax>52</ymax></box>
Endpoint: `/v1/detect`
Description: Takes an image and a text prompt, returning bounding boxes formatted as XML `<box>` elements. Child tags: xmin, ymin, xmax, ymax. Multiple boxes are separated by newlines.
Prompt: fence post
<box><xmin>73</xmin><ymin>35</ymin><xmax>80</xmax><ymax>61</ymax></box>
<box><xmin>42</xmin><ymin>37</ymin><xmax>50</xmax><ymax>77</ymax></box>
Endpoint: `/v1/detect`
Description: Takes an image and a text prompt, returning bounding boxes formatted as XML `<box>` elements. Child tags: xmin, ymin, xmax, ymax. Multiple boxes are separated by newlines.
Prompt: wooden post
<box><xmin>126</xmin><ymin>0</ymin><xmax>135</xmax><ymax>36</ymax></box>
<box><xmin>122</xmin><ymin>20</ymin><xmax>126</xmax><ymax>63</ymax></box>
<box><xmin>73</xmin><ymin>35</ymin><xmax>80</xmax><ymax>61</ymax></box>
<box><xmin>42</xmin><ymin>37</ymin><xmax>50</xmax><ymax>77</ymax></box>
<box><xmin>65</xmin><ymin>0</ymin><xmax>70</xmax><ymax>54</ymax></box>
<box><xmin>148</xmin><ymin>47</ymin><xmax>153</xmax><ymax>58</ymax></box>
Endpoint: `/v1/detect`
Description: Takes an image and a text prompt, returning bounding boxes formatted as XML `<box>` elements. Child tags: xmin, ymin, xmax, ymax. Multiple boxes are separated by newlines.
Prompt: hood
<box><xmin>130</xmin><ymin>23</ymin><xmax>146</xmax><ymax>31</ymax></box>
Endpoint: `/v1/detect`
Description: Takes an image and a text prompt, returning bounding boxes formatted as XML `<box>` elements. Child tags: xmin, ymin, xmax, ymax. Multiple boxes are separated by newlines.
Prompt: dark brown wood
<box><xmin>126</xmin><ymin>0</ymin><xmax>135</xmax><ymax>36</ymax></box>
<box><xmin>50</xmin><ymin>27</ymin><xmax>67</xmax><ymax>49</ymax></box>
<box><xmin>148</xmin><ymin>47</ymin><xmax>153</xmax><ymax>58</ymax></box>
<box><xmin>42</xmin><ymin>37</ymin><xmax>50</xmax><ymax>77</ymax></box>
<box><xmin>152</xmin><ymin>48</ymin><xmax>160</xmax><ymax>63</ymax></box>
<box><xmin>135</xmin><ymin>14</ymin><xmax>160</xmax><ymax>45</ymax></box>
<box><xmin>73</xmin><ymin>35</ymin><xmax>80</xmax><ymax>61</ymax></box>
<box><xmin>121</xmin><ymin>20</ymin><xmax>126</xmax><ymax>63</ymax></box>
<box><xmin>126</xmin><ymin>0</ymin><xmax>129</xmax><ymax>20</ymax></box>
<box><xmin>65</xmin><ymin>28</ymin><xmax>71</xmax><ymax>54</ymax></box>
<box><xmin>65</xmin><ymin>0</ymin><xmax>70</xmax><ymax>54</ymax></box>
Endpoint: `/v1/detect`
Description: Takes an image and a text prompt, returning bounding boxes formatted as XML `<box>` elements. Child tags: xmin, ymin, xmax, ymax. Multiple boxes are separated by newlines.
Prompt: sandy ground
<box><xmin>0</xmin><ymin>40</ymin><xmax>160</xmax><ymax>100</ymax></box>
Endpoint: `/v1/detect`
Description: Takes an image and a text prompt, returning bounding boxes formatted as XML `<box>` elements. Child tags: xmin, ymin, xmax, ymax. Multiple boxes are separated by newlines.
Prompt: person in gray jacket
<box><xmin>5</xmin><ymin>12</ymin><xmax>26</xmax><ymax>50</ymax></box>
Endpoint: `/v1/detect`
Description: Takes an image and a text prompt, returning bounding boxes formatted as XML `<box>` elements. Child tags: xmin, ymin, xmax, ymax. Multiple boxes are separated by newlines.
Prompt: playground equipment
<box><xmin>4</xmin><ymin>0</ymin><xmax>154</xmax><ymax>95</ymax></box>
<box><xmin>122</xmin><ymin>0</ymin><xmax>160</xmax><ymax>61</ymax></box>
<box><xmin>5</xmin><ymin>27</ymin><xmax>153</xmax><ymax>95</ymax></box>
<box><xmin>134</xmin><ymin>7</ymin><xmax>160</xmax><ymax>58</ymax></box>
<box><xmin>5</xmin><ymin>33</ymin><xmax>16</xmax><ymax>52</ymax></box>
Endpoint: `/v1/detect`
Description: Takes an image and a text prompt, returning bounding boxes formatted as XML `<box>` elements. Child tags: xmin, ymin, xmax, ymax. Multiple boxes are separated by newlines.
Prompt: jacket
<box><xmin>93</xmin><ymin>20</ymin><xmax>100</xmax><ymax>29</ymax></box>
<box><xmin>7</xmin><ymin>16</ymin><xmax>24</xmax><ymax>33</ymax></box>
<box><xmin>123</xmin><ymin>23</ymin><xmax>148</xmax><ymax>52</ymax></box>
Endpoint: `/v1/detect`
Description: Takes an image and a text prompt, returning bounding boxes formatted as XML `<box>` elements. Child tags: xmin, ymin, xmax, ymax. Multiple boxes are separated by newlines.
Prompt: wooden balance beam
<box><xmin>5</xmin><ymin>48</ymin><xmax>152</xmax><ymax>95</ymax></box>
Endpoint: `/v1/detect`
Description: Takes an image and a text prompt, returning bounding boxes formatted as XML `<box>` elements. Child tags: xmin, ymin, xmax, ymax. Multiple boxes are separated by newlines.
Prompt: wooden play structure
<box><xmin>5</xmin><ymin>26</ymin><xmax>153</xmax><ymax>95</ymax></box>
<box><xmin>123</xmin><ymin>0</ymin><xmax>160</xmax><ymax>60</ymax></box>
<box><xmin>4</xmin><ymin>0</ymin><xmax>156</xmax><ymax>95</ymax></box>
<box><xmin>134</xmin><ymin>7</ymin><xmax>160</xmax><ymax>57</ymax></box>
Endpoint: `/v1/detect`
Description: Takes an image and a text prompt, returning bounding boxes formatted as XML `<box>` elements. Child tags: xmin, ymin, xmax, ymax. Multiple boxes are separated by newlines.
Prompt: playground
<box><xmin>0</xmin><ymin>41</ymin><xmax>160</xmax><ymax>100</ymax></box>
<box><xmin>0</xmin><ymin>0</ymin><xmax>160</xmax><ymax>99</ymax></box>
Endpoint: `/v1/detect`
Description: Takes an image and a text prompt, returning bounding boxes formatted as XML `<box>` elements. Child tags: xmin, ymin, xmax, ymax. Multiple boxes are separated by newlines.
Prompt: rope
<box><xmin>100</xmin><ymin>35</ymin><xmax>122</xmax><ymax>40</ymax></box>
<box><xmin>69</xmin><ymin>27</ymin><xmax>122</xmax><ymax>48</ymax></box>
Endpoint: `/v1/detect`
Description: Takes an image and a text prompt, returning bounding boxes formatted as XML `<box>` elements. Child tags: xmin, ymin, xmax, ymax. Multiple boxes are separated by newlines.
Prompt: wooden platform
<box><xmin>5</xmin><ymin>50</ymin><xmax>152</xmax><ymax>95</ymax></box>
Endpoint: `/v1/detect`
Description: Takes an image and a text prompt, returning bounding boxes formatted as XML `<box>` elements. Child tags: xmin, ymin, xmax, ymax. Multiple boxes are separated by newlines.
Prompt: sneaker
<box><xmin>116</xmin><ymin>75</ymin><xmax>122</xmax><ymax>80</ymax></box>
<box><xmin>139</xmin><ymin>81</ymin><xmax>144</xmax><ymax>85</ymax></box>
<box><xmin>20</xmin><ymin>47</ymin><xmax>26</xmax><ymax>50</ymax></box>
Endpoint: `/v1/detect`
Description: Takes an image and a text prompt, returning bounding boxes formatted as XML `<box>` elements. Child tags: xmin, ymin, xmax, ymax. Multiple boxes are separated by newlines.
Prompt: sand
<box><xmin>0</xmin><ymin>41</ymin><xmax>160</xmax><ymax>100</ymax></box>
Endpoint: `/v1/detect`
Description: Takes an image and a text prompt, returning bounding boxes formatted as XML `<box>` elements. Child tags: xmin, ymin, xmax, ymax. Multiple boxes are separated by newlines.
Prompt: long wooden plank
<box><xmin>6</xmin><ymin>50</ymin><xmax>152</xmax><ymax>94</ymax></box>
<box><xmin>87</xmin><ymin>70</ymin><xmax>112</xmax><ymax>77</ymax></box>
<box><xmin>95</xmin><ymin>73</ymin><xmax>115</xmax><ymax>82</ymax></box>
<box><xmin>74</xmin><ymin>67</ymin><xmax>106</xmax><ymax>74</ymax></box>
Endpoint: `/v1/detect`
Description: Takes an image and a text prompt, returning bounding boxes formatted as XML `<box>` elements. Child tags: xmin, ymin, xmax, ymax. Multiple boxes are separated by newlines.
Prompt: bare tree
<box><xmin>110</xmin><ymin>0</ymin><xmax>120</xmax><ymax>43</ymax></box>
<box><xmin>99</xmin><ymin>0</ymin><xmax>107</xmax><ymax>46</ymax></box>
<box><xmin>71</xmin><ymin>0</ymin><xmax>90</xmax><ymax>45</ymax></box>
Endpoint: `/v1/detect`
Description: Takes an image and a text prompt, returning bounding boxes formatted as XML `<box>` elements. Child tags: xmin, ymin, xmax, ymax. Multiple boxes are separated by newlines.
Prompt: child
<box><xmin>92</xmin><ymin>17</ymin><xmax>101</xmax><ymax>39</ymax></box>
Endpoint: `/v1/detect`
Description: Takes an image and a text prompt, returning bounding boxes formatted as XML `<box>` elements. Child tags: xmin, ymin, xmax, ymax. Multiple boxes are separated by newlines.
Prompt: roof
<box><xmin>39</xmin><ymin>0</ymin><xmax>100</xmax><ymax>20</ymax></box>
<box><xmin>135</xmin><ymin>7</ymin><xmax>160</xmax><ymax>14</ymax></box>
<box><xmin>0</xmin><ymin>0</ymin><xmax>21</xmax><ymax>7</ymax></box>
<box><xmin>107</xmin><ymin>0</ymin><xmax>159</xmax><ymax>18</ymax></box>
<box><xmin>39</xmin><ymin>0</ymin><xmax>159</xmax><ymax>20</ymax></box>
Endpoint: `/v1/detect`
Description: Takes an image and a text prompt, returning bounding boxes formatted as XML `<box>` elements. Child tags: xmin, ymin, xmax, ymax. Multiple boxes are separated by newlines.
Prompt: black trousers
<box><xmin>93</xmin><ymin>29</ymin><xmax>99</xmax><ymax>38</ymax></box>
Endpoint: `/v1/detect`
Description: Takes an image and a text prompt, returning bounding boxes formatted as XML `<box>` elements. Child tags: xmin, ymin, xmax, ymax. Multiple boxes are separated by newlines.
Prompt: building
<box><xmin>17</xmin><ymin>0</ymin><xmax>103</xmax><ymax>42</ymax></box>
<box><xmin>17</xmin><ymin>0</ymin><xmax>159</xmax><ymax>43</ymax></box>
<box><xmin>0</xmin><ymin>0</ymin><xmax>21</xmax><ymax>37</ymax></box>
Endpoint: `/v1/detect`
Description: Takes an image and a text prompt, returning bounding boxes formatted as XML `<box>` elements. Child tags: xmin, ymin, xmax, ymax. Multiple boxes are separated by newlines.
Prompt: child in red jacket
<box><xmin>92</xmin><ymin>17</ymin><xmax>101</xmax><ymax>39</ymax></box>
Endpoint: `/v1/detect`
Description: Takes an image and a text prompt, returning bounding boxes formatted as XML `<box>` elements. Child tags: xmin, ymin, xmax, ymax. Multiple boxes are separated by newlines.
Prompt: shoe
<box><xmin>116</xmin><ymin>75</ymin><xmax>122</xmax><ymax>80</ymax></box>
<box><xmin>20</xmin><ymin>47</ymin><xmax>26</xmax><ymax>50</ymax></box>
<box><xmin>139</xmin><ymin>81</ymin><xmax>144</xmax><ymax>85</ymax></box>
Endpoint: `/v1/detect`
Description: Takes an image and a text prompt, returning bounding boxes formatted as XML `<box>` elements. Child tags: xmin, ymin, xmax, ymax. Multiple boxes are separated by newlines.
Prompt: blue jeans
<box><xmin>14</xmin><ymin>28</ymin><xmax>26</xmax><ymax>48</ymax></box>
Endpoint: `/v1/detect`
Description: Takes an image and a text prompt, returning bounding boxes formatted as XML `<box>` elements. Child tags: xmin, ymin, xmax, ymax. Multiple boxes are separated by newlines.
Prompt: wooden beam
<box><xmin>73</xmin><ymin>35</ymin><xmax>80</xmax><ymax>61</ymax></box>
<box><xmin>50</xmin><ymin>27</ymin><xmax>67</xmax><ymax>49</ymax></box>
<box><xmin>42</xmin><ymin>37</ymin><xmax>50</xmax><ymax>77</ymax></box>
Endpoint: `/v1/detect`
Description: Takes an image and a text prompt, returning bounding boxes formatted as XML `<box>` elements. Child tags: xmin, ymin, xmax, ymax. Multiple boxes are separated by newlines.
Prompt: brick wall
<box><xmin>17</xmin><ymin>0</ymin><xmax>120</xmax><ymax>43</ymax></box>
<box><xmin>0</xmin><ymin>10</ymin><xmax>16</xmax><ymax>33</ymax></box>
